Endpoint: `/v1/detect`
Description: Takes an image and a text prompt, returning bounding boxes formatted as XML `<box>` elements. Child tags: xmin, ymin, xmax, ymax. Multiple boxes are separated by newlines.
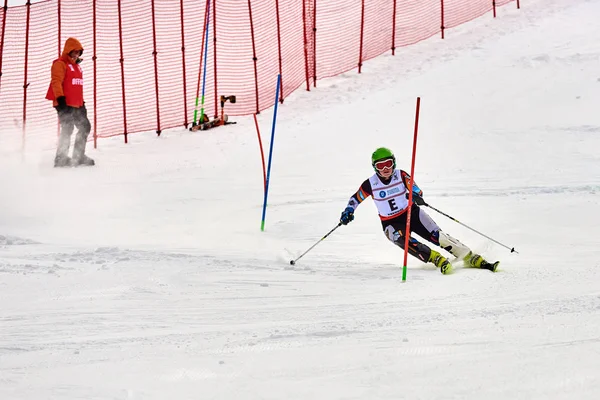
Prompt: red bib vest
<box><xmin>46</xmin><ymin>59</ymin><xmax>84</xmax><ymax>107</ymax></box>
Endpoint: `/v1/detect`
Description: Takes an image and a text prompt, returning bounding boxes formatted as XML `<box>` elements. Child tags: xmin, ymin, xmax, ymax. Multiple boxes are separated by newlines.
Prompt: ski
<box><xmin>189</xmin><ymin>114</ymin><xmax>237</xmax><ymax>131</ymax></box>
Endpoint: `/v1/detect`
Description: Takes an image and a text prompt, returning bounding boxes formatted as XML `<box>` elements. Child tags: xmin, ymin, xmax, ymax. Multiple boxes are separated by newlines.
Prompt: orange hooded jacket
<box><xmin>46</xmin><ymin>37</ymin><xmax>85</xmax><ymax>108</ymax></box>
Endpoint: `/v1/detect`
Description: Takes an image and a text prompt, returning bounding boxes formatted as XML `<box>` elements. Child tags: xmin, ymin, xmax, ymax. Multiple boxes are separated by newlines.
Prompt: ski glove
<box><xmin>56</xmin><ymin>96</ymin><xmax>70</xmax><ymax>114</ymax></box>
<box><xmin>56</xmin><ymin>96</ymin><xmax>67</xmax><ymax>110</ymax></box>
<box><xmin>407</xmin><ymin>192</ymin><xmax>426</xmax><ymax>206</ymax></box>
<box><xmin>340</xmin><ymin>206</ymin><xmax>355</xmax><ymax>225</ymax></box>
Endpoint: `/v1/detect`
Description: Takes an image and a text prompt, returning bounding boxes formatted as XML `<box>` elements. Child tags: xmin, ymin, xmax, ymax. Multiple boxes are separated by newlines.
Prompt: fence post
<box><xmin>274</xmin><ymin>0</ymin><xmax>284</xmax><ymax>102</ymax></box>
<box><xmin>248</xmin><ymin>0</ymin><xmax>260</xmax><ymax>114</ymax></box>
<box><xmin>150</xmin><ymin>0</ymin><xmax>161</xmax><ymax>136</ymax></box>
<box><xmin>22</xmin><ymin>0</ymin><xmax>31</xmax><ymax>153</ymax></box>
<box><xmin>517</xmin><ymin>0</ymin><xmax>520</xmax><ymax>9</ymax></box>
<box><xmin>92</xmin><ymin>0</ymin><xmax>97</xmax><ymax>147</ymax></box>
<box><xmin>212</xmin><ymin>0</ymin><xmax>218</xmax><ymax>118</ymax></box>
<box><xmin>117</xmin><ymin>0</ymin><xmax>128</xmax><ymax>143</ymax></box>
<box><xmin>301</xmin><ymin>0</ymin><xmax>310</xmax><ymax>91</ymax></box>
<box><xmin>312</xmin><ymin>0</ymin><xmax>317</xmax><ymax>87</ymax></box>
<box><xmin>179</xmin><ymin>0</ymin><xmax>188</xmax><ymax>127</ymax></box>
<box><xmin>57</xmin><ymin>0</ymin><xmax>61</xmax><ymax>140</ymax></box>
<box><xmin>493</xmin><ymin>1</ymin><xmax>497</xmax><ymax>18</ymax></box>
<box><xmin>0</xmin><ymin>0</ymin><xmax>7</xmax><ymax>92</ymax></box>
<box><xmin>57</xmin><ymin>0</ymin><xmax>61</xmax><ymax>56</ymax></box>
<box><xmin>358</xmin><ymin>0</ymin><xmax>364</xmax><ymax>73</ymax></box>
<box><xmin>441</xmin><ymin>0</ymin><xmax>445</xmax><ymax>39</ymax></box>
<box><xmin>391</xmin><ymin>0</ymin><xmax>396</xmax><ymax>55</ymax></box>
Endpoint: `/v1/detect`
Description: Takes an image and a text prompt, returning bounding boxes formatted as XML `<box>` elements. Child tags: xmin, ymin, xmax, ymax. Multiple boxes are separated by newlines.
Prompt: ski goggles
<box><xmin>374</xmin><ymin>159</ymin><xmax>394</xmax><ymax>170</ymax></box>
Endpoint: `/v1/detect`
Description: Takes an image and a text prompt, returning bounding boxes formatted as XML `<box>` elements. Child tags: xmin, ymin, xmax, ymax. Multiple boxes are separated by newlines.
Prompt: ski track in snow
<box><xmin>2</xmin><ymin>224</ymin><xmax>600</xmax><ymax>399</ymax></box>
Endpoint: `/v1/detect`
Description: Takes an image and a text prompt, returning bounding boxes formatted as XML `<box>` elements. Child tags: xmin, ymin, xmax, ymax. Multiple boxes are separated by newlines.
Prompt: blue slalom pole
<box><xmin>261</xmin><ymin>74</ymin><xmax>282</xmax><ymax>231</ymax></box>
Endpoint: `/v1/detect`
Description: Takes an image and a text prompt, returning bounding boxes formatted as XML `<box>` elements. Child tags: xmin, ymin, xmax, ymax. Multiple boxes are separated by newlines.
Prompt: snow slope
<box><xmin>1</xmin><ymin>0</ymin><xmax>600</xmax><ymax>399</ymax></box>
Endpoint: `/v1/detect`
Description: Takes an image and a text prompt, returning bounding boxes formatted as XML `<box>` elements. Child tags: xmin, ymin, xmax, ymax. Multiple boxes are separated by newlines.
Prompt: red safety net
<box><xmin>0</xmin><ymin>0</ymin><xmax>520</xmax><ymax>144</ymax></box>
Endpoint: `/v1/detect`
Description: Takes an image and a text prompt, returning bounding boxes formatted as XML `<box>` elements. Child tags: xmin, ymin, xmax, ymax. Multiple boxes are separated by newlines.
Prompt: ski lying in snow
<box><xmin>190</xmin><ymin>114</ymin><xmax>236</xmax><ymax>131</ymax></box>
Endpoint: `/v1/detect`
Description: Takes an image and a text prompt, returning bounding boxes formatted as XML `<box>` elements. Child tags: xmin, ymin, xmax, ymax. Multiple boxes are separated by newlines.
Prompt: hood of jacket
<box><xmin>61</xmin><ymin>37</ymin><xmax>84</xmax><ymax>60</ymax></box>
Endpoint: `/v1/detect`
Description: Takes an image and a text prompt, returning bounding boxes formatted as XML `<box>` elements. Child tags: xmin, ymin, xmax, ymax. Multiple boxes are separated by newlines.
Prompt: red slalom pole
<box><xmin>402</xmin><ymin>97</ymin><xmax>421</xmax><ymax>282</ymax></box>
<box><xmin>253</xmin><ymin>113</ymin><xmax>267</xmax><ymax>193</ymax></box>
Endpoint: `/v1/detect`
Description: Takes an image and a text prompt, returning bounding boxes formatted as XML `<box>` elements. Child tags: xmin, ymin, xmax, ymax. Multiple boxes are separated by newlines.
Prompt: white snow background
<box><xmin>1</xmin><ymin>0</ymin><xmax>600</xmax><ymax>399</ymax></box>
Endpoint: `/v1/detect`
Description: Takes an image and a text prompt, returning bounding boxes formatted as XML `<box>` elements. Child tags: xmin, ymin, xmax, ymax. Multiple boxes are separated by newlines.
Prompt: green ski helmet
<box><xmin>371</xmin><ymin>147</ymin><xmax>396</xmax><ymax>173</ymax></box>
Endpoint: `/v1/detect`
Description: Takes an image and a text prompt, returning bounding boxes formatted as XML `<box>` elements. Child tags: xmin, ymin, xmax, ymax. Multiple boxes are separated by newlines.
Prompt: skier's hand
<box><xmin>407</xmin><ymin>192</ymin><xmax>426</xmax><ymax>206</ymax></box>
<box><xmin>56</xmin><ymin>96</ymin><xmax>69</xmax><ymax>114</ymax></box>
<box><xmin>340</xmin><ymin>206</ymin><xmax>355</xmax><ymax>225</ymax></box>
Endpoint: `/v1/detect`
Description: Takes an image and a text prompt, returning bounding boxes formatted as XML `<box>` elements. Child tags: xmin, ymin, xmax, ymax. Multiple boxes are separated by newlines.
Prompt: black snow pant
<box><xmin>55</xmin><ymin>105</ymin><xmax>91</xmax><ymax>162</ymax></box>
<box><xmin>381</xmin><ymin>203</ymin><xmax>441</xmax><ymax>263</ymax></box>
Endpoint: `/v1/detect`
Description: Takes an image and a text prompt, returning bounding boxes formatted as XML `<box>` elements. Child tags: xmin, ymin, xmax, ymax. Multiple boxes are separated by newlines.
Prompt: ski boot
<box><xmin>429</xmin><ymin>249</ymin><xmax>453</xmax><ymax>275</ymax></box>
<box><xmin>464</xmin><ymin>251</ymin><xmax>499</xmax><ymax>272</ymax></box>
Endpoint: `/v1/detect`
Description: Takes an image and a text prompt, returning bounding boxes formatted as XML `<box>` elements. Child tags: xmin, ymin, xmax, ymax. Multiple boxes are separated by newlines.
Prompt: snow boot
<box><xmin>72</xmin><ymin>154</ymin><xmax>95</xmax><ymax>167</ymax></box>
<box><xmin>54</xmin><ymin>155</ymin><xmax>72</xmax><ymax>168</ymax></box>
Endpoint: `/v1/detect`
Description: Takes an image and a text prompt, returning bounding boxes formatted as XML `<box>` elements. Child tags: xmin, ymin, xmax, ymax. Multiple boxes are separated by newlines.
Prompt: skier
<box><xmin>46</xmin><ymin>37</ymin><xmax>94</xmax><ymax>167</ymax></box>
<box><xmin>339</xmin><ymin>147</ymin><xmax>498</xmax><ymax>274</ymax></box>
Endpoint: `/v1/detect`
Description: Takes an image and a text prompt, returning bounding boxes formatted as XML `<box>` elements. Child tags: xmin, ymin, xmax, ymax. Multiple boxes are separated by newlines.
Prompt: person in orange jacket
<box><xmin>46</xmin><ymin>37</ymin><xmax>94</xmax><ymax>167</ymax></box>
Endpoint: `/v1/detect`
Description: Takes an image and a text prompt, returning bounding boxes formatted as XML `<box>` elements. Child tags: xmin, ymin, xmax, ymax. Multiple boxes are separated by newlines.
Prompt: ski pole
<box><xmin>424</xmin><ymin>203</ymin><xmax>518</xmax><ymax>253</ymax></box>
<box><xmin>289</xmin><ymin>223</ymin><xmax>342</xmax><ymax>265</ymax></box>
<box><xmin>198</xmin><ymin>0</ymin><xmax>211</xmax><ymax>126</ymax></box>
<box><xmin>192</xmin><ymin>0</ymin><xmax>210</xmax><ymax>127</ymax></box>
